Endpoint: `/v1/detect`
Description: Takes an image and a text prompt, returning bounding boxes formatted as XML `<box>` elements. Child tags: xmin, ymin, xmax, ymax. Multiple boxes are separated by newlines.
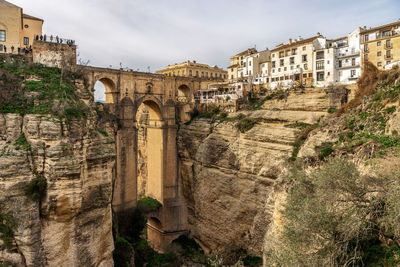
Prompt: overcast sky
<box><xmin>10</xmin><ymin>0</ymin><xmax>400</xmax><ymax>72</ymax></box>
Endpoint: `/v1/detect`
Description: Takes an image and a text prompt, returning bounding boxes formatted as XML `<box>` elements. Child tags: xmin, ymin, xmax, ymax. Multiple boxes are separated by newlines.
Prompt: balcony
<box><xmin>337</xmin><ymin>63</ymin><xmax>361</xmax><ymax>70</ymax></box>
<box><xmin>337</xmin><ymin>51</ymin><xmax>360</xmax><ymax>58</ymax></box>
<box><xmin>385</xmin><ymin>54</ymin><xmax>393</xmax><ymax>60</ymax></box>
<box><xmin>384</xmin><ymin>43</ymin><xmax>392</xmax><ymax>49</ymax></box>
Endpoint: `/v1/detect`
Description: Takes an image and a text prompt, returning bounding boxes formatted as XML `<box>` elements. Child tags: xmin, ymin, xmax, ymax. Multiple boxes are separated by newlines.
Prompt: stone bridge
<box><xmin>82</xmin><ymin>66</ymin><xmax>205</xmax><ymax>250</ymax></box>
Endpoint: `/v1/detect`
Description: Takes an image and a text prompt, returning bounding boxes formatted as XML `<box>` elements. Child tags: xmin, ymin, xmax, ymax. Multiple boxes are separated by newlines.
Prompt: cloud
<box><xmin>9</xmin><ymin>0</ymin><xmax>400</xmax><ymax>71</ymax></box>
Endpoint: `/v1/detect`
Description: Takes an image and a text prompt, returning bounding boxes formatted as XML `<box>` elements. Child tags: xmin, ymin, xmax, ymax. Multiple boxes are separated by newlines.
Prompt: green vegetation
<box><xmin>97</xmin><ymin>128</ymin><xmax>109</xmax><ymax>137</ymax></box>
<box><xmin>0</xmin><ymin>262</ymin><xmax>14</xmax><ymax>267</ymax></box>
<box><xmin>236</xmin><ymin>117</ymin><xmax>258</xmax><ymax>133</ymax></box>
<box><xmin>289</xmin><ymin>125</ymin><xmax>317</xmax><ymax>162</ymax></box>
<box><xmin>0</xmin><ymin>208</ymin><xmax>15</xmax><ymax>249</ymax></box>
<box><xmin>266</xmin><ymin>158</ymin><xmax>400</xmax><ymax>266</ymax></box>
<box><xmin>315</xmin><ymin>142</ymin><xmax>334</xmax><ymax>160</ymax></box>
<box><xmin>327</xmin><ymin>107</ymin><xmax>337</xmax><ymax>114</ymax></box>
<box><xmin>113</xmin><ymin>237</ymin><xmax>135</xmax><ymax>267</ymax></box>
<box><xmin>136</xmin><ymin>197</ymin><xmax>162</xmax><ymax>214</ymax></box>
<box><xmin>284</xmin><ymin>121</ymin><xmax>315</xmax><ymax>129</ymax></box>
<box><xmin>0</xmin><ymin>55</ymin><xmax>89</xmax><ymax>120</ymax></box>
<box><xmin>242</xmin><ymin>255</ymin><xmax>263</xmax><ymax>267</ymax></box>
<box><xmin>25</xmin><ymin>175</ymin><xmax>47</xmax><ymax>202</ymax></box>
<box><xmin>13</xmin><ymin>133</ymin><xmax>31</xmax><ymax>151</ymax></box>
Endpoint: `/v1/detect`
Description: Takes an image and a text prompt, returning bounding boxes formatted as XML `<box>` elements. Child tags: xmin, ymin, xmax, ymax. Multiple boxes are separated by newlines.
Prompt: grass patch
<box><xmin>13</xmin><ymin>133</ymin><xmax>31</xmax><ymax>151</ymax></box>
<box><xmin>327</xmin><ymin>107</ymin><xmax>337</xmax><ymax>114</ymax></box>
<box><xmin>289</xmin><ymin>125</ymin><xmax>317</xmax><ymax>162</ymax></box>
<box><xmin>315</xmin><ymin>142</ymin><xmax>334</xmax><ymax>160</ymax></box>
<box><xmin>97</xmin><ymin>128</ymin><xmax>109</xmax><ymax>137</ymax></box>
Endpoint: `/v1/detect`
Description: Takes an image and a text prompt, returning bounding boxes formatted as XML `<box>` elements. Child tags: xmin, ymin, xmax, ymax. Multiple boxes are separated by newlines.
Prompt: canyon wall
<box><xmin>0</xmin><ymin>112</ymin><xmax>115</xmax><ymax>266</ymax></box>
<box><xmin>177</xmin><ymin>87</ymin><xmax>348</xmax><ymax>257</ymax></box>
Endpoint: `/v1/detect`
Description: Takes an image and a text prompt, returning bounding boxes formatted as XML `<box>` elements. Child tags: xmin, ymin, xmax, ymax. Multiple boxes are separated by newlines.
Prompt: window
<box><xmin>316</xmin><ymin>61</ymin><xmax>324</xmax><ymax>70</ymax></box>
<box><xmin>278</xmin><ymin>68</ymin><xmax>281</xmax><ymax>72</ymax></box>
<box><xmin>317</xmin><ymin>72</ymin><xmax>325</xmax><ymax>81</ymax></box>
<box><xmin>280</xmin><ymin>59</ymin><xmax>284</xmax><ymax>66</ymax></box>
<box><xmin>291</xmin><ymin>66</ymin><xmax>294</xmax><ymax>70</ymax></box>
<box><xmin>377</xmin><ymin>41</ymin><xmax>381</xmax><ymax>46</ymax></box>
<box><xmin>285</xmin><ymin>50</ymin><xmax>290</xmax><ymax>56</ymax></box>
<box><xmin>304</xmin><ymin>63</ymin><xmax>308</xmax><ymax>70</ymax></box>
<box><xmin>249</xmin><ymin>61</ymin><xmax>251</xmax><ymax>66</ymax></box>
<box><xmin>364</xmin><ymin>54</ymin><xmax>368</xmax><ymax>61</ymax></box>
<box><xmin>303</xmin><ymin>74</ymin><xmax>307</xmax><ymax>78</ymax></box>
<box><xmin>24</xmin><ymin>37</ymin><xmax>29</xmax><ymax>45</ymax></box>
<box><xmin>387</xmin><ymin>61</ymin><xmax>391</xmax><ymax>65</ymax></box>
<box><xmin>189</xmin><ymin>70</ymin><xmax>192</xmax><ymax>76</ymax></box>
<box><xmin>386</xmin><ymin>39</ymin><xmax>391</xmax><ymax>48</ymax></box>
<box><xmin>290</xmin><ymin>57</ymin><xmax>295</xmax><ymax>64</ymax></box>
<box><xmin>206</xmin><ymin>72</ymin><xmax>208</xmax><ymax>77</ymax></box>
<box><xmin>284</xmin><ymin>67</ymin><xmax>287</xmax><ymax>71</ymax></box>
<box><xmin>279</xmin><ymin>51</ymin><xmax>284</xmax><ymax>58</ymax></box>
<box><xmin>196</xmin><ymin>71</ymin><xmax>199</xmax><ymax>77</ymax></box>
<box><xmin>249</xmin><ymin>70</ymin><xmax>252</xmax><ymax>75</ymax></box>
<box><xmin>386</xmin><ymin>50</ymin><xmax>391</xmax><ymax>58</ymax></box>
<box><xmin>364</xmin><ymin>34</ymin><xmax>369</xmax><ymax>42</ymax></box>
<box><xmin>351</xmin><ymin>70</ymin><xmax>356</xmax><ymax>77</ymax></box>
<box><xmin>377</xmin><ymin>51</ymin><xmax>382</xmax><ymax>57</ymax></box>
<box><xmin>302</xmin><ymin>55</ymin><xmax>307</xmax><ymax>62</ymax></box>
<box><xmin>0</xmin><ymin>30</ymin><xmax>5</xmax><ymax>42</ymax></box>
<box><xmin>272</xmin><ymin>53</ymin><xmax>275</xmax><ymax>58</ymax></box>
<box><xmin>303</xmin><ymin>46</ymin><xmax>306</xmax><ymax>51</ymax></box>
<box><xmin>231</xmin><ymin>75</ymin><xmax>233</xmax><ymax>79</ymax></box>
<box><xmin>339</xmin><ymin>60</ymin><xmax>342</xmax><ymax>68</ymax></box>
<box><xmin>243</xmin><ymin>62</ymin><xmax>246</xmax><ymax>67</ymax></box>
<box><xmin>292</xmin><ymin>48</ymin><xmax>297</xmax><ymax>55</ymax></box>
<box><xmin>201</xmin><ymin>72</ymin><xmax>204</xmax><ymax>77</ymax></box>
<box><xmin>377</xmin><ymin>62</ymin><xmax>382</xmax><ymax>67</ymax></box>
<box><xmin>24</xmin><ymin>24</ymin><xmax>29</xmax><ymax>29</ymax></box>
<box><xmin>308</xmin><ymin>73</ymin><xmax>313</xmax><ymax>78</ymax></box>
<box><xmin>0</xmin><ymin>44</ymin><xmax>3</xmax><ymax>51</ymax></box>
<box><xmin>364</xmin><ymin>44</ymin><xmax>368</xmax><ymax>52</ymax></box>
<box><xmin>271</xmin><ymin>61</ymin><xmax>276</xmax><ymax>68</ymax></box>
<box><xmin>272</xmin><ymin>69</ymin><xmax>275</xmax><ymax>73</ymax></box>
<box><xmin>352</xmin><ymin>58</ymin><xmax>356</xmax><ymax>66</ymax></box>
<box><xmin>316</xmin><ymin>51</ymin><xmax>324</xmax><ymax>60</ymax></box>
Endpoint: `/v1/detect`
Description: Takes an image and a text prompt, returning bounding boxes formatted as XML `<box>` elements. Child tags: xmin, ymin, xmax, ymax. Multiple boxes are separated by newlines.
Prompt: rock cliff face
<box><xmin>0</xmin><ymin>112</ymin><xmax>115</xmax><ymax>266</ymax></box>
<box><xmin>177</xmin><ymin>87</ymin><xmax>347</xmax><ymax>256</ymax></box>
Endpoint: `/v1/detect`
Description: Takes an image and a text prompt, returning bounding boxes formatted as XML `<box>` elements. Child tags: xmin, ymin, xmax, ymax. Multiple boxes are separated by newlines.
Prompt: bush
<box><xmin>236</xmin><ymin>117</ymin><xmax>258</xmax><ymax>133</ymax></box>
<box><xmin>113</xmin><ymin>237</ymin><xmax>135</xmax><ymax>267</ymax></box>
<box><xmin>137</xmin><ymin>197</ymin><xmax>162</xmax><ymax>214</ymax></box>
<box><xmin>0</xmin><ymin>208</ymin><xmax>15</xmax><ymax>249</ymax></box>
<box><xmin>25</xmin><ymin>175</ymin><xmax>47</xmax><ymax>202</ymax></box>
<box><xmin>97</xmin><ymin>128</ymin><xmax>109</xmax><ymax>137</ymax></box>
<box><xmin>327</xmin><ymin>107</ymin><xmax>337</xmax><ymax>114</ymax></box>
<box><xmin>316</xmin><ymin>142</ymin><xmax>334</xmax><ymax>160</ymax></box>
<box><xmin>266</xmin><ymin>158</ymin><xmax>400</xmax><ymax>266</ymax></box>
<box><xmin>289</xmin><ymin>125</ymin><xmax>317</xmax><ymax>161</ymax></box>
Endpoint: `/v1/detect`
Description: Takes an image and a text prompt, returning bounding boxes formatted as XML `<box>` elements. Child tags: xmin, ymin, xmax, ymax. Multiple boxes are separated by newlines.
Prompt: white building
<box><xmin>197</xmin><ymin>82</ymin><xmax>244</xmax><ymax>105</ymax></box>
<box><xmin>333</xmin><ymin>28</ymin><xmax>361</xmax><ymax>85</ymax></box>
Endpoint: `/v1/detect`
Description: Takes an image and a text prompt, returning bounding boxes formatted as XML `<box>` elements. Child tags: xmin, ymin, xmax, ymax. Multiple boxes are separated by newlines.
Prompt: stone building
<box><xmin>156</xmin><ymin>61</ymin><xmax>227</xmax><ymax>80</ymax></box>
<box><xmin>360</xmin><ymin>20</ymin><xmax>400</xmax><ymax>70</ymax></box>
<box><xmin>269</xmin><ymin>34</ymin><xmax>325</xmax><ymax>89</ymax></box>
<box><xmin>0</xmin><ymin>0</ymin><xmax>43</xmax><ymax>52</ymax></box>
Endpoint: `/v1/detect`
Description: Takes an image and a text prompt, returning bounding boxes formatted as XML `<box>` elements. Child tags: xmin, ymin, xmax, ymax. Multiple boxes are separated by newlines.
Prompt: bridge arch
<box><xmin>94</xmin><ymin>77</ymin><xmax>117</xmax><ymax>104</ymax></box>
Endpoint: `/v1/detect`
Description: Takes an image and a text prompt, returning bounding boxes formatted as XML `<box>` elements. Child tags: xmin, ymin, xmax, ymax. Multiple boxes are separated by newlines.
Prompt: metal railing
<box><xmin>34</xmin><ymin>35</ymin><xmax>76</xmax><ymax>46</ymax></box>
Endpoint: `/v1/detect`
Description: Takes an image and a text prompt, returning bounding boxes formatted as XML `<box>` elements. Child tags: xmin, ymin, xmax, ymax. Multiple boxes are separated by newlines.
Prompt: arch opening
<box><xmin>177</xmin><ymin>85</ymin><xmax>190</xmax><ymax>103</ymax></box>
<box><xmin>94</xmin><ymin>78</ymin><xmax>116</xmax><ymax>104</ymax></box>
<box><xmin>136</xmin><ymin>99</ymin><xmax>164</xmax><ymax>204</ymax></box>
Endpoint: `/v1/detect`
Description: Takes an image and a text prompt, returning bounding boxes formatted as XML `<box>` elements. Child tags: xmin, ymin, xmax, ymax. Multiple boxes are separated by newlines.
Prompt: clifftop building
<box><xmin>0</xmin><ymin>0</ymin><xmax>43</xmax><ymax>52</ymax></box>
<box><xmin>360</xmin><ymin>20</ymin><xmax>400</xmax><ymax>70</ymax></box>
<box><xmin>156</xmin><ymin>61</ymin><xmax>227</xmax><ymax>80</ymax></box>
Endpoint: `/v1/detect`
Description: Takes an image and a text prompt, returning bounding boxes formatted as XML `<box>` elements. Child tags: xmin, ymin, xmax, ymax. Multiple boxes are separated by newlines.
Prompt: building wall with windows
<box><xmin>21</xmin><ymin>14</ymin><xmax>43</xmax><ymax>48</ymax></box>
<box><xmin>313</xmin><ymin>41</ymin><xmax>335</xmax><ymax>87</ymax></box>
<box><xmin>0</xmin><ymin>0</ymin><xmax>43</xmax><ymax>53</ymax></box>
<box><xmin>156</xmin><ymin>61</ymin><xmax>227</xmax><ymax>80</ymax></box>
<box><xmin>269</xmin><ymin>35</ymin><xmax>323</xmax><ymax>89</ymax></box>
<box><xmin>360</xmin><ymin>20</ymin><xmax>400</xmax><ymax>71</ymax></box>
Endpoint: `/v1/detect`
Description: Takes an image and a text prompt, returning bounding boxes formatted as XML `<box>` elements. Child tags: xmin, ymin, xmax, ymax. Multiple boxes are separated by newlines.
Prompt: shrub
<box><xmin>0</xmin><ymin>208</ymin><xmax>15</xmax><ymax>249</ymax></box>
<box><xmin>14</xmin><ymin>133</ymin><xmax>31</xmax><ymax>151</ymax></box>
<box><xmin>113</xmin><ymin>237</ymin><xmax>135</xmax><ymax>267</ymax></box>
<box><xmin>25</xmin><ymin>175</ymin><xmax>47</xmax><ymax>202</ymax></box>
<box><xmin>327</xmin><ymin>107</ymin><xmax>337</xmax><ymax>114</ymax></box>
<box><xmin>136</xmin><ymin>197</ymin><xmax>162</xmax><ymax>214</ymax></box>
<box><xmin>242</xmin><ymin>255</ymin><xmax>262</xmax><ymax>267</ymax></box>
<box><xmin>316</xmin><ymin>142</ymin><xmax>334</xmax><ymax>160</ymax></box>
<box><xmin>236</xmin><ymin>117</ymin><xmax>258</xmax><ymax>133</ymax></box>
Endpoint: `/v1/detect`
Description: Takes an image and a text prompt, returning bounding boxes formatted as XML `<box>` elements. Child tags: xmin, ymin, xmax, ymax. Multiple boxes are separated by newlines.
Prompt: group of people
<box><xmin>1</xmin><ymin>45</ymin><xmax>32</xmax><ymax>55</ymax></box>
<box><xmin>35</xmin><ymin>34</ymin><xmax>75</xmax><ymax>46</ymax></box>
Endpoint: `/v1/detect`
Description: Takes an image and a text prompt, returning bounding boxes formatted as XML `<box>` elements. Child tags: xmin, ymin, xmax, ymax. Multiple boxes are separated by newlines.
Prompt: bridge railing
<box><xmin>34</xmin><ymin>34</ymin><xmax>76</xmax><ymax>46</ymax></box>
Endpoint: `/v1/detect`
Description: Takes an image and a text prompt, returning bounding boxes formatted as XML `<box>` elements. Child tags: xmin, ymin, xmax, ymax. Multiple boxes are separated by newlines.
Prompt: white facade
<box><xmin>334</xmin><ymin>28</ymin><xmax>361</xmax><ymax>84</ymax></box>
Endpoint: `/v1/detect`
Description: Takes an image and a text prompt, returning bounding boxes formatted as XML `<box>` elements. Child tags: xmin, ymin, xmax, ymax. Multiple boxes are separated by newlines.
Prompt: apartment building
<box><xmin>228</xmin><ymin>48</ymin><xmax>257</xmax><ymax>82</ymax></box>
<box><xmin>360</xmin><ymin>20</ymin><xmax>400</xmax><ymax>70</ymax></box>
<box><xmin>0</xmin><ymin>0</ymin><xmax>43</xmax><ymax>53</ymax></box>
<box><xmin>156</xmin><ymin>61</ymin><xmax>227</xmax><ymax>80</ymax></box>
<box><xmin>269</xmin><ymin>34</ymin><xmax>325</xmax><ymax>89</ymax></box>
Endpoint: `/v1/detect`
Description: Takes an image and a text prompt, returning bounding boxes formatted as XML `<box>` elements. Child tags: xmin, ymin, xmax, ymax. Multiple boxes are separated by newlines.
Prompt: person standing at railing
<box><xmin>44</xmin><ymin>34</ymin><xmax>47</xmax><ymax>42</ymax></box>
<box><xmin>40</xmin><ymin>35</ymin><xmax>43</xmax><ymax>41</ymax></box>
<box><xmin>3</xmin><ymin>45</ymin><xmax>6</xmax><ymax>53</ymax></box>
<box><xmin>17</xmin><ymin>47</ymin><xmax>20</xmax><ymax>54</ymax></box>
<box><xmin>11</xmin><ymin>46</ymin><xmax>14</xmax><ymax>54</ymax></box>
<box><xmin>56</xmin><ymin>35</ymin><xmax>59</xmax><ymax>43</ymax></box>
<box><xmin>50</xmin><ymin>35</ymin><xmax>53</xmax><ymax>42</ymax></box>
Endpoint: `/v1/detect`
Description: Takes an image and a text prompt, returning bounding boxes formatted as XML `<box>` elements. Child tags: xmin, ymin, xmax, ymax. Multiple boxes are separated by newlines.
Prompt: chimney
<box><xmin>289</xmin><ymin>38</ymin><xmax>292</xmax><ymax>44</ymax></box>
<box><xmin>317</xmin><ymin>32</ymin><xmax>321</xmax><ymax>36</ymax></box>
<box><xmin>364</xmin><ymin>26</ymin><xmax>367</xmax><ymax>30</ymax></box>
